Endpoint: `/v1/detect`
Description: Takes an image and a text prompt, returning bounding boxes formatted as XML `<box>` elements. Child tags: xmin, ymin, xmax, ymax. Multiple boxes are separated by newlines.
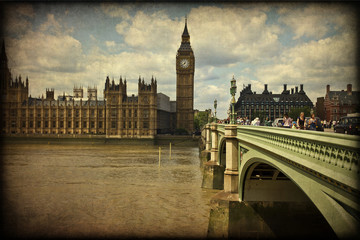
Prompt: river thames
<box><xmin>2</xmin><ymin>141</ymin><xmax>218</xmax><ymax>238</ymax></box>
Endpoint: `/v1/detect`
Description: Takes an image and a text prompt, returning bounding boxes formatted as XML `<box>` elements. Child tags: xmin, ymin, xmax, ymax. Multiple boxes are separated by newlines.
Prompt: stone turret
<box><xmin>87</xmin><ymin>86</ymin><xmax>97</xmax><ymax>100</ymax></box>
<box><xmin>73</xmin><ymin>85</ymin><xmax>83</xmax><ymax>98</ymax></box>
<box><xmin>46</xmin><ymin>88</ymin><xmax>55</xmax><ymax>100</ymax></box>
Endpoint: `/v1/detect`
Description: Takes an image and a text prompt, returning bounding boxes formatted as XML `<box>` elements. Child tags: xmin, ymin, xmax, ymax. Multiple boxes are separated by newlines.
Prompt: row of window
<box><xmin>110</xmin><ymin>121</ymin><xmax>148</xmax><ymax>129</ymax></box>
<box><xmin>6</xmin><ymin>109</ymin><xmax>104</xmax><ymax>118</ymax></box>
<box><xmin>332</xmin><ymin>109</ymin><xmax>352</xmax><ymax>114</ymax></box>
<box><xmin>240</xmin><ymin>105</ymin><xmax>307</xmax><ymax>110</ymax></box>
<box><xmin>6</xmin><ymin>108</ymin><xmax>150</xmax><ymax>118</ymax></box>
<box><xmin>110</xmin><ymin>109</ymin><xmax>149</xmax><ymax>118</ymax></box>
<box><xmin>240</xmin><ymin>109</ymin><xmax>297</xmax><ymax>114</ymax></box>
<box><xmin>5</xmin><ymin>120</ymin><xmax>150</xmax><ymax>129</ymax></box>
<box><xmin>240</xmin><ymin>101</ymin><xmax>311</xmax><ymax>104</ymax></box>
<box><xmin>7</xmin><ymin>121</ymin><xmax>103</xmax><ymax>129</ymax></box>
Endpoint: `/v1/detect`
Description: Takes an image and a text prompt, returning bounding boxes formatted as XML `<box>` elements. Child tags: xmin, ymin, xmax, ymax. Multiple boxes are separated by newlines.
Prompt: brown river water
<box><xmin>1</xmin><ymin>141</ymin><xmax>218</xmax><ymax>238</ymax></box>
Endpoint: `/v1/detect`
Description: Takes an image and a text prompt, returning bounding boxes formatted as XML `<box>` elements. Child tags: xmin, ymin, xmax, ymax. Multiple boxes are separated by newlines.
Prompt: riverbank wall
<box><xmin>0</xmin><ymin>134</ymin><xmax>200</xmax><ymax>147</ymax></box>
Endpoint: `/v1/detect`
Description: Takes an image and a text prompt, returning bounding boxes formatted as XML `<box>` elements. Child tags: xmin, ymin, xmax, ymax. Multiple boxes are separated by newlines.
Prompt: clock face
<box><xmin>180</xmin><ymin>59</ymin><xmax>189</xmax><ymax>69</ymax></box>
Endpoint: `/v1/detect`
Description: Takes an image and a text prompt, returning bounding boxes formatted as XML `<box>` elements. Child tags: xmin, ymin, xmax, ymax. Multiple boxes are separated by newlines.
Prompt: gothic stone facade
<box><xmin>1</xmin><ymin>19</ymin><xmax>193</xmax><ymax>137</ymax></box>
<box><xmin>1</xmin><ymin>78</ymin><xmax>157</xmax><ymax>138</ymax></box>
<box><xmin>0</xmin><ymin>41</ymin><xmax>157</xmax><ymax>138</ymax></box>
<box><xmin>176</xmin><ymin>18</ymin><xmax>195</xmax><ymax>133</ymax></box>
<box><xmin>104</xmin><ymin>76</ymin><xmax>157</xmax><ymax>138</ymax></box>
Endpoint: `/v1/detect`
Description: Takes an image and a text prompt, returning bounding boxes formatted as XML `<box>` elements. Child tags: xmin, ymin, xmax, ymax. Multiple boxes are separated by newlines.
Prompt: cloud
<box><xmin>15</xmin><ymin>4</ymin><xmax>35</xmax><ymax>18</ymax></box>
<box><xmin>188</xmin><ymin>6</ymin><xmax>281</xmax><ymax>67</ymax></box>
<box><xmin>101</xmin><ymin>3</ymin><xmax>132</xmax><ymax>20</ymax></box>
<box><xmin>6</xmin><ymin>11</ymin><xmax>85</xmax><ymax>90</ymax></box>
<box><xmin>115</xmin><ymin>21</ymin><xmax>129</xmax><ymax>35</ymax></box>
<box><xmin>3</xmin><ymin>4</ymin><xmax>35</xmax><ymax>36</ymax></box>
<box><xmin>116</xmin><ymin>10</ymin><xmax>182</xmax><ymax>55</ymax></box>
<box><xmin>278</xmin><ymin>4</ymin><xmax>356</xmax><ymax>40</ymax></box>
<box><xmin>105</xmin><ymin>41</ymin><xmax>116</xmax><ymax>47</ymax></box>
<box><xmin>255</xmin><ymin>32</ymin><xmax>357</xmax><ymax>83</ymax></box>
<box><xmin>253</xmin><ymin>31</ymin><xmax>357</xmax><ymax>104</ymax></box>
<box><xmin>8</xmin><ymin>31</ymin><xmax>84</xmax><ymax>74</ymax></box>
<box><xmin>39</xmin><ymin>14</ymin><xmax>63</xmax><ymax>34</ymax></box>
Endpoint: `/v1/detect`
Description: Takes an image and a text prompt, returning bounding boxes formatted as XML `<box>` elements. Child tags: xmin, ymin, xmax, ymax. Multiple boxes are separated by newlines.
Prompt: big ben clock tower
<box><xmin>176</xmin><ymin>18</ymin><xmax>195</xmax><ymax>133</ymax></box>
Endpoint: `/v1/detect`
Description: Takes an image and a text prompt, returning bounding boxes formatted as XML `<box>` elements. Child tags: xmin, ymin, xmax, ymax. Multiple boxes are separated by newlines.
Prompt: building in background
<box><xmin>103</xmin><ymin>76</ymin><xmax>157</xmax><ymax>138</ymax></box>
<box><xmin>315</xmin><ymin>97</ymin><xmax>325</xmax><ymax>120</ymax></box>
<box><xmin>176</xmin><ymin>18</ymin><xmax>195</xmax><ymax>133</ymax></box>
<box><xmin>0</xmin><ymin>39</ymin><xmax>158</xmax><ymax>138</ymax></box>
<box><xmin>323</xmin><ymin>84</ymin><xmax>359</xmax><ymax>122</ymax></box>
<box><xmin>234</xmin><ymin>84</ymin><xmax>313</xmax><ymax>121</ymax></box>
<box><xmin>157</xmin><ymin>92</ymin><xmax>176</xmax><ymax>134</ymax></box>
<box><xmin>0</xmin><ymin>46</ymin><xmax>157</xmax><ymax>138</ymax></box>
<box><xmin>0</xmin><ymin>19</ymin><xmax>196</xmax><ymax>137</ymax></box>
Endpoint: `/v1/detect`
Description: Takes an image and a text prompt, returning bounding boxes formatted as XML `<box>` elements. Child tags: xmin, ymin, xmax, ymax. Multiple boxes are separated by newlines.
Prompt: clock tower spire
<box><xmin>182</xmin><ymin>17</ymin><xmax>190</xmax><ymax>42</ymax></box>
<box><xmin>176</xmin><ymin>17</ymin><xmax>195</xmax><ymax>134</ymax></box>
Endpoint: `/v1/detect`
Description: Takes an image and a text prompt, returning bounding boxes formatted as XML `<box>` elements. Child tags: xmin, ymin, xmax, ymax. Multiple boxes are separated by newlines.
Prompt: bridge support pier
<box><xmin>208</xmin><ymin>194</ymin><xmax>336</xmax><ymax>238</ymax></box>
<box><xmin>208</xmin><ymin>124</ymin><xmax>244</xmax><ymax>237</ymax></box>
<box><xmin>207</xmin><ymin>192</ymin><xmax>275</xmax><ymax>238</ymax></box>
<box><xmin>199</xmin><ymin>149</ymin><xmax>210</xmax><ymax>168</ymax></box>
<box><xmin>224</xmin><ymin>124</ymin><xmax>238</xmax><ymax>193</ymax></box>
<box><xmin>202</xmin><ymin>123</ymin><xmax>224</xmax><ymax>189</ymax></box>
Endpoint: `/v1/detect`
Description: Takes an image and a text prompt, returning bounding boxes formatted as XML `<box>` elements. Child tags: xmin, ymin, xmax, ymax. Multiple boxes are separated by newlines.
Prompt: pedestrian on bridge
<box><xmin>283</xmin><ymin>113</ymin><xmax>292</xmax><ymax>128</ymax></box>
<box><xmin>309</xmin><ymin>114</ymin><xmax>317</xmax><ymax>130</ymax></box>
<box><xmin>264</xmin><ymin>117</ymin><xmax>272</xmax><ymax>126</ymax></box>
<box><xmin>297</xmin><ymin>112</ymin><xmax>305</xmax><ymax>130</ymax></box>
<box><xmin>251</xmin><ymin>117</ymin><xmax>260</xmax><ymax>126</ymax></box>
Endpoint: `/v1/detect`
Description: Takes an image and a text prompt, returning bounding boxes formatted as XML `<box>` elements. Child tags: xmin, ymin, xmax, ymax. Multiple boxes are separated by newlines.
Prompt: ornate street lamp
<box><xmin>230</xmin><ymin>75</ymin><xmax>237</xmax><ymax>124</ymax></box>
<box><xmin>214</xmin><ymin>99</ymin><xmax>217</xmax><ymax>122</ymax></box>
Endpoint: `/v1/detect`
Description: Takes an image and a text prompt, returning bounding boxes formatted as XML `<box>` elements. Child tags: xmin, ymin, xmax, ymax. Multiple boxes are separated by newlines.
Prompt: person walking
<box><xmin>252</xmin><ymin>117</ymin><xmax>260</xmax><ymax>126</ymax></box>
<box><xmin>297</xmin><ymin>112</ymin><xmax>305</xmax><ymax>130</ymax></box>
<box><xmin>264</xmin><ymin>117</ymin><xmax>272</xmax><ymax>126</ymax></box>
<box><xmin>283</xmin><ymin>113</ymin><xmax>292</xmax><ymax>128</ymax></box>
<box><xmin>309</xmin><ymin>114</ymin><xmax>317</xmax><ymax>130</ymax></box>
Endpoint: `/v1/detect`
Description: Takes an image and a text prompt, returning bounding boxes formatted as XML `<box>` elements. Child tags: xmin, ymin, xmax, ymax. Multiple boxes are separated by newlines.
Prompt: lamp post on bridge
<box><xmin>214</xmin><ymin>99</ymin><xmax>217</xmax><ymax>123</ymax></box>
<box><xmin>230</xmin><ymin>76</ymin><xmax>237</xmax><ymax>124</ymax></box>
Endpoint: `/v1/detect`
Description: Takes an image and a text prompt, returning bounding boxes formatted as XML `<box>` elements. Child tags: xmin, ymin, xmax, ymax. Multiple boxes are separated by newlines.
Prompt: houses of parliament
<box><xmin>0</xmin><ymin>20</ymin><xmax>195</xmax><ymax>138</ymax></box>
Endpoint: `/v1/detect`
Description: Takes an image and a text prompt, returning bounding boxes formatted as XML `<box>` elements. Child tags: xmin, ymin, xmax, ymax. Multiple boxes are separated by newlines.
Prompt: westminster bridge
<box><xmin>200</xmin><ymin>123</ymin><xmax>359</xmax><ymax>239</ymax></box>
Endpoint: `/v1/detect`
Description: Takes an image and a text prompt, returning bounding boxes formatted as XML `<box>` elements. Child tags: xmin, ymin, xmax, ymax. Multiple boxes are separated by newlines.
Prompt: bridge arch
<box><xmin>241</xmin><ymin>158</ymin><xmax>307</xmax><ymax>202</ymax></box>
<box><xmin>218</xmin><ymin>135</ymin><xmax>226</xmax><ymax>167</ymax></box>
<box><xmin>239</xmin><ymin>152</ymin><xmax>356</xmax><ymax>238</ymax></box>
<box><xmin>239</xmin><ymin>157</ymin><xmax>337</xmax><ymax>238</ymax></box>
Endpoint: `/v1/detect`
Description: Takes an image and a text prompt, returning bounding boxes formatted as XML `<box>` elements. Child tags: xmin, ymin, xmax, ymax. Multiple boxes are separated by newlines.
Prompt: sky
<box><xmin>1</xmin><ymin>2</ymin><xmax>358</xmax><ymax>119</ymax></box>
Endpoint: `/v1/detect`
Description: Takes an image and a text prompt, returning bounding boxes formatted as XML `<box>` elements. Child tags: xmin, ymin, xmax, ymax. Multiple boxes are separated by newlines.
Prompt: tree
<box><xmin>252</xmin><ymin>111</ymin><xmax>267</xmax><ymax>122</ymax></box>
<box><xmin>288</xmin><ymin>107</ymin><xmax>312</xmax><ymax>120</ymax></box>
<box><xmin>194</xmin><ymin>111</ymin><xmax>210</xmax><ymax>131</ymax></box>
